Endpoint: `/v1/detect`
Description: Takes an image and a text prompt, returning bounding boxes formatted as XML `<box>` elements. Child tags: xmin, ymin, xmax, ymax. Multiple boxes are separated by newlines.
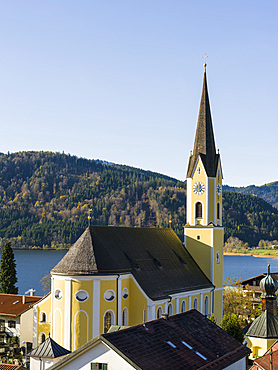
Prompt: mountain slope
<box><xmin>0</xmin><ymin>151</ymin><xmax>277</xmax><ymax>248</ymax></box>
<box><xmin>223</xmin><ymin>182</ymin><xmax>278</xmax><ymax>208</ymax></box>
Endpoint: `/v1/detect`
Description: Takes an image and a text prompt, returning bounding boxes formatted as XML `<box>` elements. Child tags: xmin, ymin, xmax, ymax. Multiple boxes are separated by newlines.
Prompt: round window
<box><xmin>104</xmin><ymin>290</ymin><xmax>115</xmax><ymax>302</ymax></box>
<box><xmin>54</xmin><ymin>289</ymin><xmax>62</xmax><ymax>300</ymax></box>
<box><xmin>122</xmin><ymin>288</ymin><xmax>129</xmax><ymax>299</ymax></box>
<box><xmin>75</xmin><ymin>290</ymin><xmax>89</xmax><ymax>302</ymax></box>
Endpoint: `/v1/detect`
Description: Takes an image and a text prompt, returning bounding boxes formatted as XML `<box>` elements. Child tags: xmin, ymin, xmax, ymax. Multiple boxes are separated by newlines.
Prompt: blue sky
<box><xmin>0</xmin><ymin>1</ymin><xmax>277</xmax><ymax>186</ymax></box>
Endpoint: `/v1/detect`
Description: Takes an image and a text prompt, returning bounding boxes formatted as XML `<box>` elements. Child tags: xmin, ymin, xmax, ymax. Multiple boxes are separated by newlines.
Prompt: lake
<box><xmin>4</xmin><ymin>251</ymin><xmax>278</xmax><ymax>296</ymax></box>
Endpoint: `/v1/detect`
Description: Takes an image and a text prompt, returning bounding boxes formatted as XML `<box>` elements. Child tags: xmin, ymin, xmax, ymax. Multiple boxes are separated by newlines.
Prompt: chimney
<box><xmin>22</xmin><ymin>295</ymin><xmax>25</xmax><ymax>304</ymax></box>
<box><xmin>161</xmin><ymin>313</ymin><xmax>169</xmax><ymax>320</ymax></box>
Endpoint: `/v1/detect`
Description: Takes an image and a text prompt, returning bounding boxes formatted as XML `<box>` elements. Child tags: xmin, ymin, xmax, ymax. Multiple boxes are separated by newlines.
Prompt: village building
<box><xmin>245</xmin><ymin>265</ymin><xmax>278</xmax><ymax>359</ymax></box>
<box><xmin>0</xmin><ymin>292</ymin><xmax>41</xmax><ymax>352</ymax></box>
<box><xmin>32</xmin><ymin>66</ymin><xmax>225</xmax><ymax>352</ymax></box>
<box><xmin>44</xmin><ymin>310</ymin><xmax>250</xmax><ymax>370</ymax></box>
<box><xmin>28</xmin><ymin>335</ymin><xmax>71</xmax><ymax>370</ymax></box>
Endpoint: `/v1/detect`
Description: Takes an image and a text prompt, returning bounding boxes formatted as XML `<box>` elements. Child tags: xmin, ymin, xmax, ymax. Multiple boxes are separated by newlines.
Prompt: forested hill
<box><xmin>0</xmin><ymin>151</ymin><xmax>277</xmax><ymax>249</ymax></box>
<box><xmin>223</xmin><ymin>182</ymin><xmax>278</xmax><ymax>208</ymax></box>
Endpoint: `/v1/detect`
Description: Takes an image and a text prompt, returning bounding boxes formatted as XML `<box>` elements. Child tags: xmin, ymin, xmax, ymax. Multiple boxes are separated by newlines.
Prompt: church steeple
<box><xmin>187</xmin><ymin>70</ymin><xmax>219</xmax><ymax>178</ymax></box>
<box><xmin>184</xmin><ymin>65</ymin><xmax>224</xmax><ymax>323</ymax></box>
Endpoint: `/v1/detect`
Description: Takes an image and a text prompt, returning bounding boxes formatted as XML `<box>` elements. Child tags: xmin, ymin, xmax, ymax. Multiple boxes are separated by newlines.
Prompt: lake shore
<box><xmin>224</xmin><ymin>252</ymin><xmax>278</xmax><ymax>258</ymax></box>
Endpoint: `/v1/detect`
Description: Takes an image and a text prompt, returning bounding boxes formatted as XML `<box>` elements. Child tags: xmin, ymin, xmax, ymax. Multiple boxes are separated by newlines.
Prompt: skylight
<box><xmin>181</xmin><ymin>340</ymin><xmax>193</xmax><ymax>349</ymax></box>
<box><xmin>166</xmin><ymin>341</ymin><xmax>177</xmax><ymax>349</ymax></box>
<box><xmin>196</xmin><ymin>351</ymin><xmax>207</xmax><ymax>360</ymax></box>
<box><xmin>181</xmin><ymin>340</ymin><xmax>207</xmax><ymax>361</ymax></box>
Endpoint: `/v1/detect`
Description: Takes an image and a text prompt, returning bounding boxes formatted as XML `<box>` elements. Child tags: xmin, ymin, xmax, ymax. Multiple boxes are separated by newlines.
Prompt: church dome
<box><xmin>260</xmin><ymin>264</ymin><xmax>278</xmax><ymax>297</ymax></box>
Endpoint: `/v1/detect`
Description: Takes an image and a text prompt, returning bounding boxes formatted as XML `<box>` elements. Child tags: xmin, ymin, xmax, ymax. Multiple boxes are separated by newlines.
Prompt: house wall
<box><xmin>224</xmin><ymin>357</ymin><xmax>247</xmax><ymax>370</ymax></box>
<box><xmin>52</xmin><ymin>342</ymin><xmax>134</xmax><ymax>370</ymax></box>
<box><xmin>20</xmin><ymin>308</ymin><xmax>34</xmax><ymax>346</ymax></box>
<box><xmin>245</xmin><ymin>336</ymin><xmax>276</xmax><ymax>360</ymax></box>
<box><xmin>30</xmin><ymin>357</ymin><xmax>54</xmax><ymax>370</ymax></box>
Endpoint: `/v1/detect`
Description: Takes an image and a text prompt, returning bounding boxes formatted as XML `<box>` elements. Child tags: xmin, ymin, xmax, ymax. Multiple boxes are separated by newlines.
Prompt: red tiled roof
<box><xmin>254</xmin><ymin>349</ymin><xmax>278</xmax><ymax>370</ymax></box>
<box><xmin>102</xmin><ymin>309</ymin><xmax>250</xmax><ymax>370</ymax></box>
<box><xmin>0</xmin><ymin>364</ymin><xmax>25</xmax><ymax>370</ymax></box>
<box><xmin>0</xmin><ymin>294</ymin><xmax>42</xmax><ymax>317</ymax></box>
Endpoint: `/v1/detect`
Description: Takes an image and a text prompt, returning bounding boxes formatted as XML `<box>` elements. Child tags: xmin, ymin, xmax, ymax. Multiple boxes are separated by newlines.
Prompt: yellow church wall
<box><xmin>185</xmin><ymin>228</ymin><xmax>212</xmax><ymax>281</ymax></box>
<box><xmin>213</xmin><ymin>289</ymin><xmax>223</xmax><ymax>324</ymax></box>
<box><xmin>37</xmin><ymin>294</ymin><xmax>51</xmax><ymax>346</ymax></box>
<box><xmin>213</xmin><ymin>229</ymin><xmax>224</xmax><ymax>288</ymax></box>
<box><xmin>74</xmin><ymin>311</ymin><xmax>89</xmax><ymax>350</ymax></box>
<box><xmin>171</xmin><ymin>299</ymin><xmax>176</xmax><ymax>314</ymax></box>
<box><xmin>208</xmin><ymin>178</ymin><xmax>215</xmax><ymax>223</ymax></box>
<box><xmin>71</xmin><ymin>279</ymin><xmax>93</xmax><ymax>349</ymax></box>
<box><xmin>100</xmin><ymin>279</ymin><xmax>117</xmax><ymax>327</ymax></box>
<box><xmin>191</xmin><ymin>159</ymin><xmax>207</xmax><ymax>225</ymax></box>
<box><xmin>128</xmin><ymin>279</ymin><xmax>148</xmax><ymax>326</ymax></box>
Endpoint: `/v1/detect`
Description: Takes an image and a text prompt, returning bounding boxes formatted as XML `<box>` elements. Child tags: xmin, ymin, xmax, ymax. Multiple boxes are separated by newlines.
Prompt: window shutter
<box><xmin>103</xmin><ymin>364</ymin><xmax>108</xmax><ymax>370</ymax></box>
<box><xmin>91</xmin><ymin>363</ymin><xmax>97</xmax><ymax>370</ymax></box>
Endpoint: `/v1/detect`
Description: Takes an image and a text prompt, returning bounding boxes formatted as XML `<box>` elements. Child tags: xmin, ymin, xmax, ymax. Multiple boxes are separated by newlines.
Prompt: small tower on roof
<box><xmin>184</xmin><ymin>60</ymin><xmax>224</xmax><ymax>323</ymax></box>
<box><xmin>260</xmin><ymin>264</ymin><xmax>278</xmax><ymax>315</ymax></box>
<box><xmin>245</xmin><ymin>265</ymin><xmax>278</xmax><ymax>360</ymax></box>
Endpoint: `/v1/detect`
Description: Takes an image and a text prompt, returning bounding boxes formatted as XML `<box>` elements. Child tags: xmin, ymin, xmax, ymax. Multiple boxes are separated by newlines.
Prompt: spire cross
<box><xmin>203</xmin><ymin>54</ymin><xmax>208</xmax><ymax>68</ymax></box>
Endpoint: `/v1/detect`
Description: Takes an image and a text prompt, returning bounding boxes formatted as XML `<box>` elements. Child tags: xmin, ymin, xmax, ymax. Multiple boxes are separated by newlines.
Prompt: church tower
<box><xmin>184</xmin><ymin>64</ymin><xmax>224</xmax><ymax>323</ymax></box>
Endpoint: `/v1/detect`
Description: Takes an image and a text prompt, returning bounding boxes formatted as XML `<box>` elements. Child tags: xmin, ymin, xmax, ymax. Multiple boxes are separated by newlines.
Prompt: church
<box><xmin>32</xmin><ymin>65</ymin><xmax>224</xmax><ymax>352</ymax></box>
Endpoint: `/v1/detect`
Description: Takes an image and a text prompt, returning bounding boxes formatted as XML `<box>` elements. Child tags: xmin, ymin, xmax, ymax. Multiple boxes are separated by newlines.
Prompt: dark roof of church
<box><xmin>51</xmin><ymin>226</ymin><xmax>213</xmax><ymax>300</ymax></box>
<box><xmin>28</xmin><ymin>336</ymin><xmax>71</xmax><ymax>358</ymax></box>
<box><xmin>246</xmin><ymin>310</ymin><xmax>278</xmax><ymax>338</ymax></box>
<box><xmin>48</xmin><ymin>310</ymin><xmax>250</xmax><ymax>370</ymax></box>
<box><xmin>187</xmin><ymin>70</ymin><xmax>220</xmax><ymax>178</ymax></box>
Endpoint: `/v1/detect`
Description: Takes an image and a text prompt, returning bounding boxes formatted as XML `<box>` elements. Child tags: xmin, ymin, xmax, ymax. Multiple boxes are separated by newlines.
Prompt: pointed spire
<box><xmin>187</xmin><ymin>70</ymin><xmax>219</xmax><ymax>178</ymax></box>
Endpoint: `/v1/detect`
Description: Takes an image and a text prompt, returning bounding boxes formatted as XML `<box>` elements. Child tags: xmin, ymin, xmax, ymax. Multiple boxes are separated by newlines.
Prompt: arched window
<box><xmin>193</xmin><ymin>298</ymin><xmax>198</xmax><ymax>310</ymax></box>
<box><xmin>40</xmin><ymin>333</ymin><xmax>46</xmax><ymax>344</ymax></box>
<box><xmin>204</xmin><ymin>296</ymin><xmax>209</xmax><ymax>316</ymax></box>
<box><xmin>168</xmin><ymin>303</ymin><xmax>173</xmax><ymax>316</ymax></box>
<box><xmin>195</xmin><ymin>202</ymin><xmax>202</xmax><ymax>219</ymax></box>
<box><xmin>104</xmin><ymin>311</ymin><xmax>114</xmax><ymax>334</ymax></box>
<box><xmin>122</xmin><ymin>308</ymin><xmax>128</xmax><ymax>326</ymax></box>
<box><xmin>40</xmin><ymin>312</ymin><xmax>46</xmax><ymax>323</ymax></box>
<box><xmin>157</xmin><ymin>306</ymin><xmax>162</xmax><ymax>319</ymax></box>
<box><xmin>181</xmin><ymin>300</ymin><xmax>186</xmax><ymax>313</ymax></box>
<box><xmin>217</xmin><ymin>202</ymin><xmax>220</xmax><ymax>220</ymax></box>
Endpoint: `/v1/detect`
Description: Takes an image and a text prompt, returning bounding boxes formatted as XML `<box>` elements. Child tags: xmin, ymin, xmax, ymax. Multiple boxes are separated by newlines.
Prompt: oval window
<box><xmin>54</xmin><ymin>289</ymin><xmax>62</xmax><ymax>300</ymax></box>
<box><xmin>122</xmin><ymin>288</ymin><xmax>129</xmax><ymax>299</ymax></box>
<box><xmin>104</xmin><ymin>290</ymin><xmax>115</xmax><ymax>302</ymax></box>
<box><xmin>75</xmin><ymin>290</ymin><xmax>89</xmax><ymax>302</ymax></box>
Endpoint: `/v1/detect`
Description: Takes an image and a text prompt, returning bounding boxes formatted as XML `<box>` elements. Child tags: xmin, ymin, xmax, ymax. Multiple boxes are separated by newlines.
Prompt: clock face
<box><xmin>193</xmin><ymin>182</ymin><xmax>205</xmax><ymax>195</ymax></box>
<box><xmin>216</xmin><ymin>183</ymin><xmax>222</xmax><ymax>196</ymax></box>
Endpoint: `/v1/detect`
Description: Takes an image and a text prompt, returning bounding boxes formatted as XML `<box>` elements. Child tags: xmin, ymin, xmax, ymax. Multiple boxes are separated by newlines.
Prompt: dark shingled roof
<box><xmin>246</xmin><ymin>310</ymin><xmax>278</xmax><ymax>338</ymax></box>
<box><xmin>51</xmin><ymin>226</ymin><xmax>213</xmax><ymax>300</ymax></box>
<box><xmin>48</xmin><ymin>310</ymin><xmax>250</xmax><ymax>370</ymax></box>
<box><xmin>28</xmin><ymin>336</ymin><xmax>71</xmax><ymax>358</ymax></box>
<box><xmin>187</xmin><ymin>71</ymin><xmax>220</xmax><ymax>178</ymax></box>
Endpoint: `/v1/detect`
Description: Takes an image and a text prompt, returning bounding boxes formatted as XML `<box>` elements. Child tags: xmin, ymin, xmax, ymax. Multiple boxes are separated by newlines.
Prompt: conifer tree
<box><xmin>0</xmin><ymin>241</ymin><xmax>18</xmax><ymax>294</ymax></box>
